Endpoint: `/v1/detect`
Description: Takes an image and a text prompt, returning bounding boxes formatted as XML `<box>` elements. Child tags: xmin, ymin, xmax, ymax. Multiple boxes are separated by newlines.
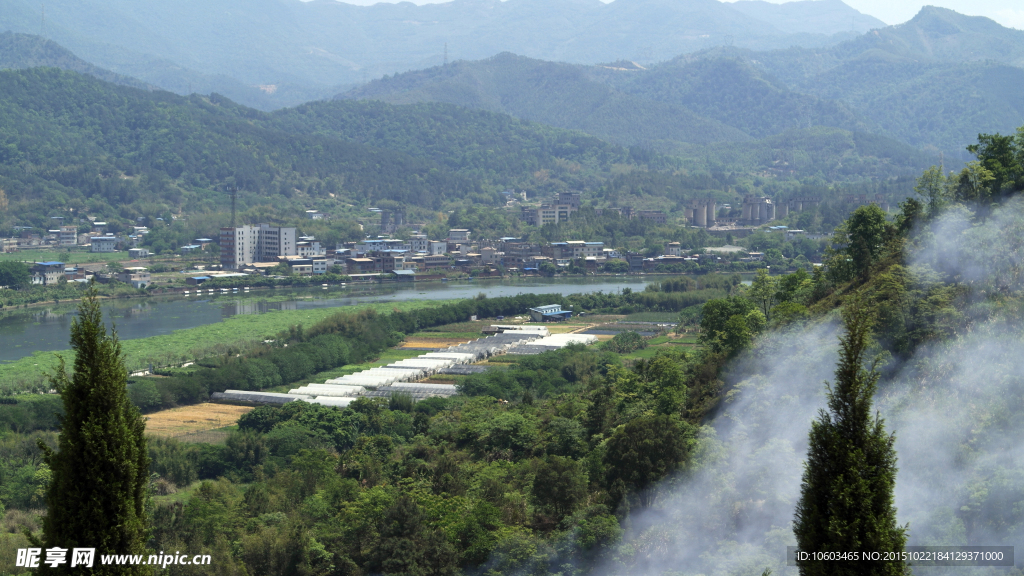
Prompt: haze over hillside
<box><xmin>340</xmin><ymin>6</ymin><xmax>1024</xmax><ymax>155</ymax></box>
<box><xmin>0</xmin><ymin>0</ymin><xmax>882</xmax><ymax>109</ymax></box>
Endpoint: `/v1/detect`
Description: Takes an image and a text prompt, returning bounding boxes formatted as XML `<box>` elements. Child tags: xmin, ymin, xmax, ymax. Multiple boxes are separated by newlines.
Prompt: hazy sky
<box><xmin>735</xmin><ymin>0</ymin><xmax>1024</xmax><ymax>28</ymax></box>
<box><xmin>325</xmin><ymin>0</ymin><xmax>1024</xmax><ymax>30</ymax></box>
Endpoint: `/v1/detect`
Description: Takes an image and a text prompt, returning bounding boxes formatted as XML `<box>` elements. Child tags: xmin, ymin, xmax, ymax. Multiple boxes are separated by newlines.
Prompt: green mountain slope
<box><xmin>606</xmin><ymin>54</ymin><xmax>869</xmax><ymax>138</ymax></box>
<box><xmin>0</xmin><ymin>68</ymin><xmax>488</xmax><ymax>227</ymax></box>
<box><xmin>336</xmin><ymin>7</ymin><xmax>1024</xmax><ymax>155</ymax></box>
<box><xmin>340</xmin><ymin>53</ymin><xmax>752</xmax><ymax>147</ymax></box>
<box><xmin>0</xmin><ymin>31</ymin><xmax>150</xmax><ymax>90</ymax></box>
<box><xmin>742</xmin><ymin>8</ymin><xmax>1024</xmax><ymax>152</ymax></box>
<box><xmin>670</xmin><ymin>126</ymin><xmax>935</xmax><ymax>179</ymax></box>
<box><xmin>837</xmin><ymin>6</ymin><xmax>1024</xmax><ymax>67</ymax></box>
<box><xmin>268</xmin><ymin>99</ymin><xmax>663</xmax><ymax>193</ymax></box>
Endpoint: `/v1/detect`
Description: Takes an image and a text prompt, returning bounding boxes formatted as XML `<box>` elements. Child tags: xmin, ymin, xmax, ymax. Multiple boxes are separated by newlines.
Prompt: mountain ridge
<box><xmin>0</xmin><ymin>0</ymin><xmax>882</xmax><ymax>109</ymax></box>
<box><xmin>337</xmin><ymin>7</ymin><xmax>1024</xmax><ymax>154</ymax></box>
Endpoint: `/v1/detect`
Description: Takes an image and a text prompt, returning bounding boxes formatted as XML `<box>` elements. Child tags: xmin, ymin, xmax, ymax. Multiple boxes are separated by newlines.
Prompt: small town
<box><xmin>5</xmin><ymin>189</ymin><xmax>839</xmax><ymax>295</ymax></box>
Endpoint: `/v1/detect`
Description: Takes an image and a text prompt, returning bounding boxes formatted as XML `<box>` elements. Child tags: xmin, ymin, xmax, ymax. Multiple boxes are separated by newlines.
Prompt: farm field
<box><xmin>401</xmin><ymin>337</ymin><xmax>475</xmax><ymax>348</ymax></box>
<box><xmin>144</xmin><ymin>403</ymin><xmax>252</xmax><ymax>437</ymax></box>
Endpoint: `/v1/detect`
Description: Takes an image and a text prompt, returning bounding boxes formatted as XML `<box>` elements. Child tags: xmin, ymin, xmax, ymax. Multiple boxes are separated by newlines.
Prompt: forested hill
<box><xmin>339</xmin><ymin>53</ymin><xmax>752</xmax><ymax>148</ymax></box>
<box><xmin>0</xmin><ymin>0</ymin><xmax>880</xmax><ymax>110</ymax></box>
<box><xmin>0</xmin><ymin>66</ymin><xmax>728</xmax><ymax>228</ymax></box>
<box><xmin>0</xmin><ymin>67</ymin><xmax>492</xmax><ymax>226</ymax></box>
<box><xmin>0</xmin><ymin>31</ymin><xmax>150</xmax><ymax>90</ymax></box>
<box><xmin>268</xmin><ymin>99</ymin><xmax>665</xmax><ymax>196</ymax></box>
<box><xmin>836</xmin><ymin>6</ymin><xmax>1024</xmax><ymax>67</ymax></box>
<box><xmin>340</xmin><ymin>7</ymin><xmax>1024</xmax><ymax>156</ymax></box>
<box><xmin>738</xmin><ymin>7</ymin><xmax>1024</xmax><ymax>152</ymax></box>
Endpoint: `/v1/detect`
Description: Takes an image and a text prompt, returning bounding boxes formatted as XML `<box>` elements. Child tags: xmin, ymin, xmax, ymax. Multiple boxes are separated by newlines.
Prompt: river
<box><xmin>0</xmin><ymin>276</ymin><xmax>651</xmax><ymax>363</ymax></box>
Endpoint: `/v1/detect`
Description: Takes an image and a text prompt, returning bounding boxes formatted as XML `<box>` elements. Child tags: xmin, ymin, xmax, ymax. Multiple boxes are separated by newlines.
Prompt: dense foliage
<box><xmin>0</xmin><ymin>67</ymin><xmax>486</xmax><ymax>232</ymax></box>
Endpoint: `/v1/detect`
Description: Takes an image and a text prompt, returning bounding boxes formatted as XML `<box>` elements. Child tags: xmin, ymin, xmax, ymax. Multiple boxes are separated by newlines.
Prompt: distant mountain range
<box><xmin>0</xmin><ymin>32</ymin><xmax>151</xmax><ymax>90</ymax></box>
<box><xmin>0</xmin><ymin>0</ymin><xmax>883</xmax><ymax>109</ymax></box>
<box><xmin>339</xmin><ymin>7</ymin><xmax>1024</xmax><ymax>155</ymax></box>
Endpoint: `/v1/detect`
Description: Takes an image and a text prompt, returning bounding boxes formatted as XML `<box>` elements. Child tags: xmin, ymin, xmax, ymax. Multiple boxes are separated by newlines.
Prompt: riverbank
<box><xmin>0</xmin><ymin>265</ymin><xmax>783</xmax><ymax>313</ymax></box>
<box><xmin>0</xmin><ymin>299</ymin><xmax>458</xmax><ymax>393</ymax></box>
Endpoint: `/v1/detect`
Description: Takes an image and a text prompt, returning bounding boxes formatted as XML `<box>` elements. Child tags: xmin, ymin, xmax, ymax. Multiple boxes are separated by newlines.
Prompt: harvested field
<box><xmin>145</xmin><ymin>403</ymin><xmax>253</xmax><ymax>437</ymax></box>
<box><xmin>401</xmin><ymin>338</ymin><xmax>472</xmax><ymax>349</ymax></box>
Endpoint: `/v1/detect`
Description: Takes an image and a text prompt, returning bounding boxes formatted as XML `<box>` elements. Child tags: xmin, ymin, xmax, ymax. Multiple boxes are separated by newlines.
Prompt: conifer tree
<box><xmin>37</xmin><ymin>289</ymin><xmax>150</xmax><ymax>575</ymax></box>
<box><xmin>793</xmin><ymin>305</ymin><xmax>907</xmax><ymax>576</ymax></box>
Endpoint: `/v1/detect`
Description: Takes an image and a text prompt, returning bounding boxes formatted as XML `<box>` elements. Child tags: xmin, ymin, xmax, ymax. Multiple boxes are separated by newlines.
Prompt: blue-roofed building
<box><xmin>186</xmin><ymin>276</ymin><xmax>211</xmax><ymax>286</ymax></box>
<box><xmin>31</xmin><ymin>261</ymin><xmax>66</xmax><ymax>285</ymax></box>
<box><xmin>529</xmin><ymin>304</ymin><xmax>572</xmax><ymax>322</ymax></box>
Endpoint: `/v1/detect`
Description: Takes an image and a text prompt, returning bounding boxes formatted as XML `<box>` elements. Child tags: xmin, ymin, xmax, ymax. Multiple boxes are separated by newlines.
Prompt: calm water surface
<box><xmin>0</xmin><ymin>276</ymin><xmax>651</xmax><ymax>362</ymax></box>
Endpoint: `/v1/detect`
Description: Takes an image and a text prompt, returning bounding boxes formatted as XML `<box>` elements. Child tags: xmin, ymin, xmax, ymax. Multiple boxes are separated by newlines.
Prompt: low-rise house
<box><xmin>480</xmin><ymin>247</ymin><xmax>503</xmax><ymax>266</ymax></box>
<box><xmin>528</xmin><ymin>304</ymin><xmax>572</xmax><ymax>322</ymax></box>
<box><xmin>128</xmin><ymin>248</ymin><xmax>150</xmax><ymax>258</ymax></box>
<box><xmin>448</xmin><ymin>229</ymin><xmax>471</xmax><ymax>243</ymax></box>
<box><xmin>117</xmin><ymin>267</ymin><xmax>151</xmax><ymax>289</ymax></box>
<box><xmin>297</xmin><ymin>240</ymin><xmax>325</xmax><ymax>257</ymax></box>
<box><xmin>31</xmin><ymin>261</ymin><xmax>65</xmax><ymax>285</ymax></box>
<box><xmin>346</xmin><ymin>257</ymin><xmax>378</xmax><ymax>275</ymax></box>
<box><xmin>287</xmin><ymin>259</ymin><xmax>314</xmax><ymax>276</ymax></box>
<box><xmin>428</xmin><ymin>240</ymin><xmax>447</xmax><ymax>256</ymax></box>
<box><xmin>391</xmin><ymin>269</ymin><xmax>416</xmax><ymax>281</ymax></box>
<box><xmin>90</xmin><ymin>236</ymin><xmax>118</xmax><ymax>253</ymax></box>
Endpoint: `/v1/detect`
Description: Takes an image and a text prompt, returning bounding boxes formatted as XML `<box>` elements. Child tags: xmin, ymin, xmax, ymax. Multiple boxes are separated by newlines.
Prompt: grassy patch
<box><xmin>0</xmin><ymin>299</ymin><xmax>456</xmax><ymax>391</ymax></box>
<box><xmin>0</xmin><ymin>249</ymin><xmax>139</xmax><ymax>265</ymax></box>
<box><xmin>422</xmin><ymin>321</ymin><xmax>489</xmax><ymax>333</ymax></box>
<box><xmin>623</xmin><ymin>312</ymin><xmax>681</xmax><ymax>322</ymax></box>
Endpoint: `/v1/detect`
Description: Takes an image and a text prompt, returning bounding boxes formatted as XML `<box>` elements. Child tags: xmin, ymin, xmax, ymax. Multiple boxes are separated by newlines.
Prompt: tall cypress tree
<box><xmin>793</xmin><ymin>306</ymin><xmax>907</xmax><ymax>576</ymax></box>
<box><xmin>38</xmin><ymin>289</ymin><xmax>149</xmax><ymax>575</ymax></box>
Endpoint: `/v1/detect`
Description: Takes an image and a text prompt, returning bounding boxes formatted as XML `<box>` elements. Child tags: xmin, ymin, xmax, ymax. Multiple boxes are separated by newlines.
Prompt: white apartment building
<box><xmin>219</xmin><ymin>224</ymin><xmax>297</xmax><ymax>269</ymax></box>
<box><xmin>91</xmin><ymin>236</ymin><xmax>118</xmax><ymax>253</ymax></box>
<box><xmin>59</xmin><ymin>226</ymin><xmax>77</xmax><ymax>247</ymax></box>
<box><xmin>410</xmin><ymin>234</ymin><xmax>429</xmax><ymax>253</ymax></box>
<box><xmin>428</xmin><ymin>240</ymin><xmax>447</xmax><ymax>256</ymax></box>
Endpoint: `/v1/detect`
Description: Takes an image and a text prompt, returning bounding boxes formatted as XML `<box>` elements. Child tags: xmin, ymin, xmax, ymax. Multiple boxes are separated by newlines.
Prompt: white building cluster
<box><xmin>212</xmin><ymin>325</ymin><xmax>598</xmax><ymax>407</ymax></box>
